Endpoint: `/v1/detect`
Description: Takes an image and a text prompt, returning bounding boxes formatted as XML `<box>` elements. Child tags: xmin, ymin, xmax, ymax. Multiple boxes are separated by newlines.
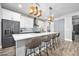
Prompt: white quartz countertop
<box><xmin>12</xmin><ymin>32</ymin><xmax>57</xmax><ymax>41</ymax></box>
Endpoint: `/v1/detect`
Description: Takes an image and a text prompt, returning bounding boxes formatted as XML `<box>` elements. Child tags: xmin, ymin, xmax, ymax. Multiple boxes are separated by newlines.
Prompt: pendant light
<box><xmin>48</xmin><ymin>7</ymin><xmax>53</xmax><ymax>22</ymax></box>
<box><xmin>36</xmin><ymin>3</ymin><xmax>42</xmax><ymax>17</ymax></box>
<box><xmin>29</xmin><ymin>4</ymin><xmax>34</xmax><ymax>14</ymax></box>
<box><xmin>33</xmin><ymin>6</ymin><xmax>38</xmax><ymax>15</ymax></box>
<box><xmin>48</xmin><ymin>16</ymin><xmax>52</xmax><ymax>21</ymax></box>
<box><xmin>37</xmin><ymin>10</ymin><xmax>42</xmax><ymax>17</ymax></box>
<box><xmin>28</xmin><ymin>3</ymin><xmax>42</xmax><ymax>17</ymax></box>
<box><xmin>29</xmin><ymin>3</ymin><xmax>38</xmax><ymax>15</ymax></box>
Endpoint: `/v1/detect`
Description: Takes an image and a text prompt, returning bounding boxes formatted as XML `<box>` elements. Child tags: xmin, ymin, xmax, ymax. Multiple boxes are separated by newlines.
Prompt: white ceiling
<box><xmin>1</xmin><ymin>3</ymin><xmax>79</xmax><ymax>20</ymax></box>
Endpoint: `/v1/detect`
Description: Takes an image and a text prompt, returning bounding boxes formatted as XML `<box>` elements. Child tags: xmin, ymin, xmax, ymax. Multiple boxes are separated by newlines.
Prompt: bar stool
<box><xmin>42</xmin><ymin>34</ymin><xmax>52</xmax><ymax>56</ymax></box>
<box><xmin>25</xmin><ymin>37</ymin><xmax>42</xmax><ymax>56</ymax></box>
<box><xmin>51</xmin><ymin>33</ymin><xmax>60</xmax><ymax>50</ymax></box>
<box><xmin>51</xmin><ymin>34</ymin><xmax>57</xmax><ymax>50</ymax></box>
<box><xmin>55</xmin><ymin>33</ymin><xmax>60</xmax><ymax>48</ymax></box>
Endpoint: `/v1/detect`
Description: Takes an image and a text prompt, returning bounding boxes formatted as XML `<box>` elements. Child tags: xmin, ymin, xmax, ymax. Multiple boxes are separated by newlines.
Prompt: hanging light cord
<box><xmin>49</xmin><ymin>7</ymin><xmax>53</xmax><ymax>15</ymax></box>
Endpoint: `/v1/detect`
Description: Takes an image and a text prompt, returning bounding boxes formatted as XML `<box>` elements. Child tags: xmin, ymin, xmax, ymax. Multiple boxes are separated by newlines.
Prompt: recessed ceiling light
<box><xmin>18</xmin><ymin>4</ymin><xmax>22</xmax><ymax>8</ymax></box>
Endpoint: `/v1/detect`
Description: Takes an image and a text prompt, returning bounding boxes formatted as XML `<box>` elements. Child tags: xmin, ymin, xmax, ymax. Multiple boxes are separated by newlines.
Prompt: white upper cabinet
<box><xmin>20</xmin><ymin>15</ymin><xmax>33</xmax><ymax>28</ymax></box>
<box><xmin>2</xmin><ymin>8</ymin><xmax>21</xmax><ymax>21</ymax></box>
<box><xmin>2</xmin><ymin>8</ymin><xmax>34</xmax><ymax>28</ymax></box>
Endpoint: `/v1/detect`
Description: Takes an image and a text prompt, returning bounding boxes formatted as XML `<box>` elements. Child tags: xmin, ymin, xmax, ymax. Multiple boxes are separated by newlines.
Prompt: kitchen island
<box><xmin>12</xmin><ymin>32</ymin><xmax>57</xmax><ymax>56</ymax></box>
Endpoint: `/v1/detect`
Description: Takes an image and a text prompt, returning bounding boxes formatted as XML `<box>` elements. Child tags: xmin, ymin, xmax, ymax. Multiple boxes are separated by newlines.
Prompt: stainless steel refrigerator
<box><xmin>1</xmin><ymin>19</ymin><xmax>20</xmax><ymax>48</ymax></box>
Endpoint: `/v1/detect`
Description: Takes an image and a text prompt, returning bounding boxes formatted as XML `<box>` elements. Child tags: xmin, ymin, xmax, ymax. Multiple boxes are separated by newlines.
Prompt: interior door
<box><xmin>54</xmin><ymin>19</ymin><xmax>64</xmax><ymax>39</ymax></box>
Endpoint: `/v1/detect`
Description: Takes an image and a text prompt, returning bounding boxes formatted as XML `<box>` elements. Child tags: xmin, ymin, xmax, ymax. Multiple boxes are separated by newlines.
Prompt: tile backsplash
<box><xmin>20</xmin><ymin>28</ymin><xmax>33</xmax><ymax>33</ymax></box>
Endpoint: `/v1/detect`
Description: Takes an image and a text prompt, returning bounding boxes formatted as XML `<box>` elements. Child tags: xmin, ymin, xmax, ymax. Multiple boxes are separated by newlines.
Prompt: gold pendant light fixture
<box><xmin>48</xmin><ymin>16</ymin><xmax>53</xmax><ymax>21</ymax></box>
<box><xmin>28</xmin><ymin>3</ymin><xmax>42</xmax><ymax>17</ymax></box>
<box><xmin>29</xmin><ymin>5</ymin><xmax>34</xmax><ymax>14</ymax></box>
<box><xmin>33</xmin><ymin>6</ymin><xmax>38</xmax><ymax>15</ymax></box>
<box><xmin>37</xmin><ymin>10</ymin><xmax>42</xmax><ymax>17</ymax></box>
<box><xmin>48</xmin><ymin>7</ymin><xmax>54</xmax><ymax>22</ymax></box>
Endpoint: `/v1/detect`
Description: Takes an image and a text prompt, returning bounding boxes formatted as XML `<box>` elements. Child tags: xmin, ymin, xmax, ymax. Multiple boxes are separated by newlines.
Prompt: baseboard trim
<box><xmin>65</xmin><ymin>39</ymin><xmax>72</xmax><ymax>41</ymax></box>
<box><xmin>0</xmin><ymin>45</ymin><xmax>2</xmax><ymax>48</ymax></box>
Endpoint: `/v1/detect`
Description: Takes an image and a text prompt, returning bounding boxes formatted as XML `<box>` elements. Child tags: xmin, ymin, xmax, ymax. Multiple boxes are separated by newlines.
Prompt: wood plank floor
<box><xmin>0</xmin><ymin>39</ymin><xmax>79</xmax><ymax>56</ymax></box>
<box><xmin>48</xmin><ymin>40</ymin><xmax>79</xmax><ymax>56</ymax></box>
<box><xmin>0</xmin><ymin>46</ymin><xmax>16</xmax><ymax>56</ymax></box>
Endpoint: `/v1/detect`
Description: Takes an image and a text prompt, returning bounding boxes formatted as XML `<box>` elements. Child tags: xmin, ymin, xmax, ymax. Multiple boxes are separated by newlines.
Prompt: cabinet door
<box><xmin>12</xmin><ymin>21</ymin><xmax>20</xmax><ymax>34</ymax></box>
<box><xmin>2</xmin><ymin>9</ymin><xmax>13</xmax><ymax>20</ymax></box>
<box><xmin>2</xmin><ymin>36</ymin><xmax>15</xmax><ymax>48</ymax></box>
<box><xmin>2</xmin><ymin>8</ymin><xmax>20</xmax><ymax>21</ymax></box>
<box><xmin>12</xmin><ymin>12</ymin><xmax>20</xmax><ymax>21</ymax></box>
<box><xmin>21</xmin><ymin>16</ymin><xmax>33</xmax><ymax>28</ymax></box>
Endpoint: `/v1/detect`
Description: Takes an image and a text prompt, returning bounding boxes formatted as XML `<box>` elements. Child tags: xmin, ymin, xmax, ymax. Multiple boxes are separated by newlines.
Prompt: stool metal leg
<box><xmin>25</xmin><ymin>48</ymin><xmax>27</xmax><ymax>56</ymax></box>
<box><xmin>52</xmin><ymin>39</ymin><xmax>56</xmax><ymax>50</ymax></box>
<box><xmin>30</xmin><ymin>49</ymin><xmax>32</xmax><ymax>56</ymax></box>
<box><xmin>33</xmin><ymin>48</ymin><xmax>35</xmax><ymax>56</ymax></box>
<box><xmin>56</xmin><ymin>37</ymin><xmax>58</xmax><ymax>48</ymax></box>
<box><xmin>39</xmin><ymin>45</ymin><xmax>41</xmax><ymax>56</ymax></box>
<box><xmin>46</xmin><ymin>42</ymin><xmax>49</xmax><ymax>56</ymax></box>
<box><xmin>54</xmin><ymin>38</ymin><xmax>57</xmax><ymax>50</ymax></box>
<box><xmin>50</xmin><ymin>40</ymin><xmax>52</xmax><ymax>54</ymax></box>
<box><xmin>49</xmin><ymin>41</ymin><xmax>51</xmax><ymax>48</ymax></box>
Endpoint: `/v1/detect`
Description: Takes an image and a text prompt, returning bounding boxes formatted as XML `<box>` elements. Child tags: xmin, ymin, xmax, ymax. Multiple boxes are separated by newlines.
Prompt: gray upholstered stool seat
<box><xmin>42</xmin><ymin>34</ymin><xmax>52</xmax><ymax>56</ymax></box>
<box><xmin>55</xmin><ymin>33</ymin><xmax>60</xmax><ymax>47</ymax></box>
<box><xmin>51</xmin><ymin>34</ymin><xmax>57</xmax><ymax>50</ymax></box>
<box><xmin>25</xmin><ymin>37</ymin><xmax>42</xmax><ymax>56</ymax></box>
<box><xmin>51</xmin><ymin>33</ymin><xmax>60</xmax><ymax>50</ymax></box>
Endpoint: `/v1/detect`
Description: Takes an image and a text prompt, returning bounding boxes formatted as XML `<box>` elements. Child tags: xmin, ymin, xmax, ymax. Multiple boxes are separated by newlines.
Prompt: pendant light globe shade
<box><xmin>29</xmin><ymin>5</ymin><xmax>34</xmax><ymax>14</ymax></box>
<box><xmin>33</xmin><ymin>6</ymin><xmax>38</xmax><ymax>15</ymax></box>
<box><xmin>48</xmin><ymin>16</ymin><xmax>53</xmax><ymax>21</ymax></box>
<box><xmin>37</xmin><ymin>10</ymin><xmax>42</xmax><ymax>17</ymax></box>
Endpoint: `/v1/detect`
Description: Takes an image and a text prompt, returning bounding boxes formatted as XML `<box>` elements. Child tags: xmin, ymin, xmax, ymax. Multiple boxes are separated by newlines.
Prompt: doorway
<box><xmin>54</xmin><ymin>19</ymin><xmax>65</xmax><ymax>39</ymax></box>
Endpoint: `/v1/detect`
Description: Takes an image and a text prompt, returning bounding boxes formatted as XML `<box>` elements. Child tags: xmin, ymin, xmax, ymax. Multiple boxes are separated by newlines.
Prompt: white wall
<box><xmin>64</xmin><ymin>15</ymin><xmax>72</xmax><ymax>41</ymax></box>
<box><xmin>54</xmin><ymin>19</ymin><xmax>64</xmax><ymax>39</ymax></box>
<box><xmin>55</xmin><ymin>11</ymin><xmax>79</xmax><ymax>41</ymax></box>
<box><xmin>55</xmin><ymin>15</ymin><xmax>72</xmax><ymax>41</ymax></box>
<box><xmin>0</xmin><ymin>4</ymin><xmax>2</xmax><ymax>48</ymax></box>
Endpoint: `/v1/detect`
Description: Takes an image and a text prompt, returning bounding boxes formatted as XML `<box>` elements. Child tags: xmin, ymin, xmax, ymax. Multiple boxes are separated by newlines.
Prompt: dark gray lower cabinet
<box><xmin>2</xmin><ymin>36</ymin><xmax>15</xmax><ymax>48</ymax></box>
<box><xmin>1</xmin><ymin>19</ymin><xmax>20</xmax><ymax>48</ymax></box>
